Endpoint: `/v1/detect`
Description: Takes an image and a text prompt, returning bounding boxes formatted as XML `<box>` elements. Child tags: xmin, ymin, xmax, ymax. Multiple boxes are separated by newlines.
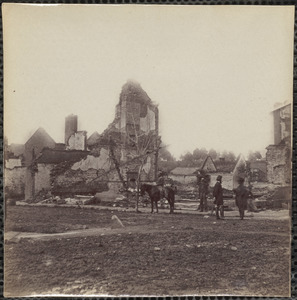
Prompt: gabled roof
<box><xmin>36</xmin><ymin>148</ymin><xmax>89</xmax><ymax>164</ymax></box>
<box><xmin>215</xmin><ymin>161</ymin><xmax>237</xmax><ymax>173</ymax></box>
<box><xmin>170</xmin><ymin>156</ymin><xmax>218</xmax><ymax>176</ymax></box>
<box><xmin>201</xmin><ymin>156</ymin><xmax>217</xmax><ymax>172</ymax></box>
<box><xmin>87</xmin><ymin>131</ymin><xmax>101</xmax><ymax>146</ymax></box>
<box><xmin>233</xmin><ymin>154</ymin><xmax>246</xmax><ymax>173</ymax></box>
<box><xmin>170</xmin><ymin>167</ymin><xmax>199</xmax><ymax>176</ymax></box>
<box><xmin>25</xmin><ymin>127</ymin><xmax>56</xmax><ymax>146</ymax></box>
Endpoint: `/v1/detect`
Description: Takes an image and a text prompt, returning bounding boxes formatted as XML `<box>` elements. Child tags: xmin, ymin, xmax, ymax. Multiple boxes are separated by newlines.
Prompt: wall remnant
<box><xmin>266</xmin><ymin>102</ymin><xmax>291</xmax><ymax>186</ymax></box>
<box><xmin>67</xmin><ymin>131</ymin><xmax>87</xmax><ymax>151</ymax></box>
<box><xmin>5</xmin><ymin>158</ymin><xmax>22</xmax><ymax>169</ymax></box>
<box><xmin>5</xmin><ymin>167</ymin><xmax>26</xmax><ymax>198</ymax></box>
<box><xmin>72</xmin><ymin>148</ymin><xmax>111</xmax><ymax>171</ymax></box>
<box><xmin>266</xmin><ymin>144</ymin><xmax>291</xmax><ymax>185</ymax></box>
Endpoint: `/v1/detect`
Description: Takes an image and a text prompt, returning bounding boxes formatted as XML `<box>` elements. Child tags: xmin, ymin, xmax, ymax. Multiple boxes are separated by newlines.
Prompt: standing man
<box><xmin>199</xmin><ymin>176</ymin><xmax>210</xmax><ymax>212</ymax></box>
<box><xmin>213</xmin><ymin>175</ymin><xmax>224</xmax><ymax>219</ymax></box>
<box><xmin>199</xmin><ymin>178</ymin><xmax>206</xmax><ymax>212</ymax></box>
<box><xmin>233</xmin><ymin>177</ymin><xmax>249</xmax><ymax>220</ymax></box>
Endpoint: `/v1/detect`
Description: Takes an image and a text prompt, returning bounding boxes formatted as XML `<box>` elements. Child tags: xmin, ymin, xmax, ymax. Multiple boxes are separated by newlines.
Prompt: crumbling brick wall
<box><xmin>35</xmin><ymin>164</ymin><xmax>55</xmax><ymax>195</ymax></box>
<box><xmin>266</xmin><ymin>144</ymin><xmax>291</xmax><ymax>185</ymax></box>
<box><xmin>5</xmin><ymin>167</ymin><xmax>26</xmax><ymax>198</ymax></box>
<box><xmin>52</xmin><ymin>168</ymin><xmax>109</xmax><ymax>196</ymax></box>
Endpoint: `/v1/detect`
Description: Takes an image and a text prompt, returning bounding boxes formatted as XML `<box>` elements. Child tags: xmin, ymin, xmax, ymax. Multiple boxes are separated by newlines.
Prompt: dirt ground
<box><xmin>4</xmin><ymin>205</ymin><xmax>291</xmax><ymax>297</ymax></box>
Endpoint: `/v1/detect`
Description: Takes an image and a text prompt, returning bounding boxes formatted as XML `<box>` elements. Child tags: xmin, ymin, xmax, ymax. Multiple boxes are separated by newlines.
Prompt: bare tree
<box><xmin>125</xmin><ymin>111</ymin><xmax>160</xmax><ymax>212</ymax></box>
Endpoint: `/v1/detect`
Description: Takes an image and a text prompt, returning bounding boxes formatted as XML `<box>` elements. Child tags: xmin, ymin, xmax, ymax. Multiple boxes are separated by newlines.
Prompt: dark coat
<box><xmin>213</xmin><ymin>181</ymin><xmax>223</xmax><ymax>205</ymax></box>
<box><xmin>234</xmin><ymin>184</ymin><xmax>249</xmax><ymax>210</ymax></box>
<box><xmin>199</xmin><ymin>180</ymin><xmax>209</xmax><ymax>199</ymax></box>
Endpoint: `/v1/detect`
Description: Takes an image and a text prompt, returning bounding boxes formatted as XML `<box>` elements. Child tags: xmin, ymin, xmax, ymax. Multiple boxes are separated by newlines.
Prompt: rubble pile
<box><xmin>24</xmin><ymin>189</ymin><xmax>153</xmax><ymax>209</ymax></box>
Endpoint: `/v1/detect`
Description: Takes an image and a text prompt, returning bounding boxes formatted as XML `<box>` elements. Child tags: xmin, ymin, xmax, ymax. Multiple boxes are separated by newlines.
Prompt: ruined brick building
<box><xmin>5</xmin><ymin>80</ymin><xmax>160</xmax><ymax>199</ymax></box>
<box><xmin>52</xmin><ymin>80</ymin><xmax>160</xmax><ymax>195</ymax></box>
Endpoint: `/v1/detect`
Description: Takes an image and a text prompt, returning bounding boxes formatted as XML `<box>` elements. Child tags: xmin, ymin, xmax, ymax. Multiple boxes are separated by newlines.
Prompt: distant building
<box><xmin>24</xmin><ymin>127</ymin><xmax>56</xmax><ymax>167</ymax></box>
<box><xmin>170</xmin><ymin>167</ymin><xmax>200</xmax><ymax>185</ymax></box>
<box><xmin>24</xmin><ymin>127</ymin><xmax>56</xmax><ymax>200</ymax></box>
<box><xmin>168</xmin><ymin>154</ymin><xmax>251</xmax><ymax>191</ymax></box>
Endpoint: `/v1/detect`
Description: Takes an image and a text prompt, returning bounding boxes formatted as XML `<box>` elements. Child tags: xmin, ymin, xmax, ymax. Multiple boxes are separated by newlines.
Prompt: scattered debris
<box><xmin>154</xmin><ymin>247</ymin><xmax>161</xmax><ymax>251</ymax></box>
<box><xmin>231</xmin><ymin>246</ymin><xmax>238</xmax><ymax>251</ymax></box>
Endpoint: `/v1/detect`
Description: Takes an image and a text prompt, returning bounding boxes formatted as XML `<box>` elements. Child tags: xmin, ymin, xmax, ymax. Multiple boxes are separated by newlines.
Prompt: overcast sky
<box><xmin>3</xmin><ymin>4</ymin><xmax>294</xmax><ymax>158</ymax></box>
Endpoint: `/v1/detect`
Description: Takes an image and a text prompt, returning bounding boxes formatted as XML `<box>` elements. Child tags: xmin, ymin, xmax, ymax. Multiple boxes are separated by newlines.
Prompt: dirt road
<box><xmin>4</xmin><ymin>206</ymin><xmax>291</xmax><ymax>297</ymax></box>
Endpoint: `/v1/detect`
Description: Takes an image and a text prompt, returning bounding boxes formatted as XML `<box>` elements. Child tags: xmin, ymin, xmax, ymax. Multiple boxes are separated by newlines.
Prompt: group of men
<box><xmin>129</xmin><ymin>171</ymin><xmax>252</xmax><ymax>219</ymax></box>
<box><xmin>199</xmin><ymin>174</ymin><xmax>251</xmax><ymax>220</ymax></box>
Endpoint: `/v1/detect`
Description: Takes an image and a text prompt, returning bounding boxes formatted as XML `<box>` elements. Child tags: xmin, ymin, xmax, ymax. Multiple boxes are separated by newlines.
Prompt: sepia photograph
<box><xmin>3</xmin><ymin>4</ymin><xmax>294</xmax><ymax>297</ymax></box>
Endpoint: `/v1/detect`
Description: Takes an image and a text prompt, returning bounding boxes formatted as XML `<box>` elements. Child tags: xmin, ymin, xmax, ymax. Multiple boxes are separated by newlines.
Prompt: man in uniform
<box><xmin>199</xmin><ymin>175</ymin><xmax>210</xmax><ymax>212</ymax></box>
<box><xmin>213</xmin><ymin>175</ymin><xmax>224</xmax><ymax>219</ymax></box>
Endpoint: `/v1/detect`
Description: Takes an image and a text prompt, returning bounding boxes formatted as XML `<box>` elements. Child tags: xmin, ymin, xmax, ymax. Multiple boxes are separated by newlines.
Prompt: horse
<box><xmin>140</xmin><ymin>183</ymin><xmax>175</xmax><ymax>213</ymax></box>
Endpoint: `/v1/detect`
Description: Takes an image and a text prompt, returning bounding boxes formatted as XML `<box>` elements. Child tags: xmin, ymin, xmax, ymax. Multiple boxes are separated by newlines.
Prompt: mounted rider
<box><xmin>156</xmin><ymin>171</ymin><xmax>175</xmax><ymax>199</ymax></box>
<box><xmin>156</xmin><ymin>171</ymin><xmax>167</xmax><ymax>198</ymax></box>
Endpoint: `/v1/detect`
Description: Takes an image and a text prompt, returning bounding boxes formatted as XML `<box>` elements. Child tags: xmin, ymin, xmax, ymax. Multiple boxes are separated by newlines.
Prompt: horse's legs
<box><xmin>151</xmin><ymin>199</ymin><xmax>154</xmax><ymax>213</ymax></box>
<box><xmin>155</xmin><ymin>198</ymin><xmax>159</xmax><ymax>213</ymax></box>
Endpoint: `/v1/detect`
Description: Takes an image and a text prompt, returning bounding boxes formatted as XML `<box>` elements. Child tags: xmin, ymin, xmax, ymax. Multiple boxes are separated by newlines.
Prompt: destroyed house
<box><xmin>50</xmin><ymin>80</ymin><xmax>160</xmax><ymax>195</ymax></box>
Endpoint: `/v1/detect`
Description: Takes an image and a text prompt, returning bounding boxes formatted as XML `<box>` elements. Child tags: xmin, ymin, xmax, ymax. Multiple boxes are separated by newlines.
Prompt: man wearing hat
<box><xmin>213</xmin><ymin>175</ymin><xmax>224</xmax><ymax>219</ymax></box>
<box><xmin>233</xmin><ymin>177</ymin><xmax>249</xmax><ymax>220</ymax></box>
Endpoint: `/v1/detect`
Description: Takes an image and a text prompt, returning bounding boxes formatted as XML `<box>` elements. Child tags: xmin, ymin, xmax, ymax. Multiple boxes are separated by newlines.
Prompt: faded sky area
<box><xmin>3</xmin><ymin>4</ymin><xmax>294</xmax><ymax>159</ymax></box>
